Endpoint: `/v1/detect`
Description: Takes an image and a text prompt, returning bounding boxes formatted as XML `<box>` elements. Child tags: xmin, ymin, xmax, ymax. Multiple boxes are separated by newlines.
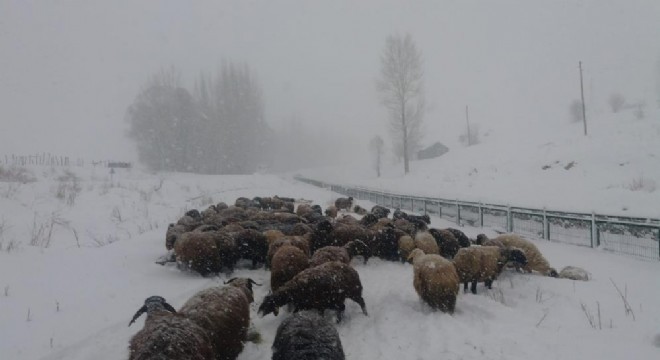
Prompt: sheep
<box><xmin>445</xmin><ymin>228</ymin><xmax>472</xmax><ymax>248</ymax></box>
<box><xmin>264</xmin><ymin>229</ymin><xmax>286</xmax><ymax>246</ymax></box>
<box><xmin>235</xmin><ymin>229</ymin><xmax>268</xmax><ymax>268</ymax></box>
<box><xmin>272</xmin><ymin>311</ymin><xmax>345</xmax><ymax>360</ymax></box>
<box><xmin>235</xmin><ymin>197</ymin><xmax>259</xmax><ymax>209</ymax></box>
<box><xmin>353</xmin><ymin>205</ymin><xmax>368</xmax><ymax>215</ymax></box>
<box><xmin>308</xmin><ymin>219</ymin><xmax>335</xmax><ymax>253</ymax></box>
<box><xmin>267</xmin><ymin>236</ymin><xmax>311</xmax><ymax>268</ymax></box>
<box><xmin>179</xmin><ymin>278</ymin><xmax>259</xmax><ymax>360</ymax></box>
<box><xmin>325</xmin><ymin>205</ymin><xmax>338</xmax><ymax>219</ymax></box>
<box><xmin>475</xmin><ymin>233</ymin><xmax>490</xmax><ymax>245</ymax></box>
<box><xmin>372</xmin><ymin>225</ymin><xmax>401</xmax><ymax>261</ymax></box>
<box><xmin>558</xmin><ymin>266</ymin><xmax>590</xmax><ymax>281</ymax></box>
<box><xmin>393</xmin><ymin>218</ymin><xmax>417</xmax><ymax>236</ymax></box>
<box><xmin>334</xmin><ymin>197</ymin><xmax>353</xmax><ymax>211</ymax></box>
<box><xmin>452</xmin><ymin>246</ymin><xmax>528</xmax><ymax>294</ymax></box>
<box><xmin>335</xmin><ymin>214</ymin><xmax>359</xmax><ymax>225</ymax></box>
<box><xmin>295</xmin><ymin>204</ymin><xmax>315</xmax><ymax>218</ymax></box>
<box><xmin>398</xmin><ymin>235</ymin><xmax>416</xmax><ymax>262</ymax></box>
<box><xmin>408</xmin><ymin>249</ymin><xmax>460</xmax><ymax>313</ymax></box>
<box><xmin>175</xmin><ymin>230</ymin><xmax>238</xmax><ymax>276</ymax></box>
<box><xmin>428</xmin><ymin>228</ymin><xmax>460</xmax><ymax>259</ymax></box>
<box><xmin>270</xmin><ymin>245</ymin><xmax>310</xmax><ymax>292</ymax></box>
<box><xmin>330</xmin><ymin>224</ymin><xmax>374</xmax><ymax>248</ymax></box>
<box><xmin>165</xmin><ymin>223</ymin><xmax>188</xmax><ymax>250</ymax></box>
<box><xmin>258</xmin><ymin>261</ymin><xmax>368</xmax><ymax>322</ymax></box>
<box><xmin>359</xmin><ymin>213</ymin><xmax>380</xmax><ymax>227</ymax></box>
<box><xmin>308</xmin><ymin>240</ymin><xmax>372</xmax><ymax>267</ymax></box>
<box><xmin>491</xmin><ymin>234</ymin><xmax>558</xmax><ymax>277</ymax></box>
<box><xmin>371</xmin><ymin>205</ymin><xmax>391</xmax><ymax>219</ymax></box>
<box><xmin>128</xmin><ymin>295</ymin><xmax>214</xmax><ymax>360</ymax></box>
<box><xmin>216</xmin><ymin>202</ymin><xmax>229</xmax><ymax>211</ymax></box>
<box><xmin>414</xmin><ymin>232</ymin><xmax>440</xmax><ymax>255</ymax></box>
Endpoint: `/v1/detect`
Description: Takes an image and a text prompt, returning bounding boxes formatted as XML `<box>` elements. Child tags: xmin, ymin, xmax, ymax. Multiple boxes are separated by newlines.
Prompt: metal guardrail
<box><xmin>295</xmin><ymin>176</ymin><xmax>660</xmax><ymax>261</ymax></box>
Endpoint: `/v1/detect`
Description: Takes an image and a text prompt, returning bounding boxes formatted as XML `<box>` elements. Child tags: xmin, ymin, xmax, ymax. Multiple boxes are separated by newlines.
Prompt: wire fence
<box><xmin>295</xmin><ymin>176</ymin><xmax>660</xmax><ymax>261</ymax></box>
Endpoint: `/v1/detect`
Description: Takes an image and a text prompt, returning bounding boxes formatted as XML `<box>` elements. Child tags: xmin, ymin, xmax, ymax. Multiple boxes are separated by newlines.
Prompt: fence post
<box><xmin>423</xmin><ymin>199</ymin><xmax>428</xmax><ymax>215</ymax></box>
<box><xmin>590</xmin><ymin>212</ymin><xmax>596</xmax><ymax>248</ymax></box>
<box><xmin>438</xmin><ymin>201</ymin><xmax>442</xmax><ymax>219</ymax></box>
<box><xmin>390</xmin><ymin>195</ymin><xmax>394</xmax><ymax>209</ymax></box>
<box><xmin>479</xmin><ymin>203</ymin><xmax>484</xmax><ymax>227</ymax></box>
<box><xmin>657</xmin><ymin>228</ymin><xmax>660</xmax><ymax>261</ymax></box>
<box><xmin>410</xmin><ymin>197</ymin><xmax>414</xmax><ymax>212</ymax></box>
<box><xmin>506</xmin><ymin>205</ymin><xmax>512</xmax><ymax>232</ymax></box>
<box><xmin>456</xmin><ymin>200</ymin><xmax>461</xmax><ymax>226</ymax></box>
<box><xmin>542</xmin><ymin>208</ymin><xmax>548</xmax><ymax>240</ymax></box>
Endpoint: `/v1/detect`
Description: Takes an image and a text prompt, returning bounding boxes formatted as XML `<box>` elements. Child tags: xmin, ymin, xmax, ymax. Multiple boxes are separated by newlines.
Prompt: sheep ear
<box><xmin>128</xmin><ymin>305</ymin><xmax>147</xmax><ymax>327</ymax></box>
<box><xmin>248</xmin><ymin>278</ymin><xmax>262</xmax><ymax>286</ymax></box>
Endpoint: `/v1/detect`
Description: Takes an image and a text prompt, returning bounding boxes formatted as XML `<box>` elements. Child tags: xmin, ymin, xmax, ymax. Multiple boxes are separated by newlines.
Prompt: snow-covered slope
<box><xmin>0</xmin><ymin>167</ymin><xmax>658</xmax><ymax>360</ymax></box>
<box><xmin>299</xmin><ymin>110</ymin><xmax>660</xmax><ymax>218</ymax></box>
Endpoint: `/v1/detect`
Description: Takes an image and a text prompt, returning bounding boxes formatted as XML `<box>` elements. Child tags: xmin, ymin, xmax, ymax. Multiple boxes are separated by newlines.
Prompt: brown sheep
<box><xmin>325</xmin><ymin>205</ymin><xmax>338</xmax><ymax>219</ymax></box>
<box><xmin>414</xmin><ymin>232</ymin><xmax>440</xmax><ymax>255</ymax></box>
<box><xmin>492</xmin><ymin>234</ymin><xmax>558</xmax><ymax>277</ymax></box>
<box><xmin>258</xmin><ymin>261</ymin><xmax>368</xmax><ymax>322</ymax></box>
<box><xmin>235</xmin><ymin>229</ymin><xmax>268</xmax><ymax>268</ymax></box>
<box><xmin>165</xmin><ymin>223</ymin><xmax>188</xmax><ymax>250</ymax></box>
<box><xmin>179</xmin><ymin>278</ymin><xmax>259</xmax><ymax>360</ymax></box>
<box><xmin>128</xmin><ymin>296</ymin><xmax>214</xmax><ymax>360</ymax></box>
<box><xmin>175</xmin><ymin>231</ymin><xmax>238</xmax><ymax>276</ymax></box>
<box><xmin>398</xmin><ymin>235</ymin><xmax>416</xmax><ymax>262</ymax></box>
<box><xmin>264</xmin><ymin>229</ymin><xmax>286</xmax><ymax>246</ymax></box>
<box><xmin>270</xmin><ymin>245</ymin><xmax>310</xmax><ymax>291</ymax></box>
<box><xmin>408</xmin><ymin>249</ymin><xmax>460</xmax><ymax>313</ymax></box>
<box><xmin>452</xmin><ymin>246</ymin><xmax>528</xmax><ymax>294</ymax></box>
<box><xmin>330</xmin><ymin>224</ymin><xmax>373</xmax><ymax>248</ymax></box>
<box><xmin>353</xmin><ymin>205</ymin><xmax>368</xmax><ymax>215</ymax></box>
<box><xmin>309</xmin><ymin>240</ymin><xmax>372</xmax><ymax>267</ymax></box>
<box><xmin>267</xmin><ymin>236</ymin><xmax>311</xmax><ymax>268</ymax></box>
<box><xmin>334</xmin><ymin>197</ymin><xmax>353</xmax><ymax>211</ymax></box>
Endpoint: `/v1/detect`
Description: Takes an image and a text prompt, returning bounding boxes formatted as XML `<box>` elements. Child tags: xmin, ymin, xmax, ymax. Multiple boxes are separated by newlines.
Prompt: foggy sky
<box><xmin>1</xmin><ymin>0</ymin><xmax>659</xmax><ymax>164</ymax></box>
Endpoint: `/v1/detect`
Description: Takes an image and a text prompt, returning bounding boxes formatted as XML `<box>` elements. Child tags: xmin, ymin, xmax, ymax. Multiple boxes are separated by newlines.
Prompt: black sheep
<box><xmin>272</xmin><ymin>311</ymin><xmax>345</xmax><ymax>360</ymax></box>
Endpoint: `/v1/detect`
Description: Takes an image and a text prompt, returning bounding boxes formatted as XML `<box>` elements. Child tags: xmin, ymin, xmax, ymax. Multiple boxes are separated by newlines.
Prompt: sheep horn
<box><xmin>128</xmin><ymin>305</ymin><xmax>147</xmax><ymax>327</ymax></box>
<box><xmin>163</xmin><ymin>301</ymin><xmax>177</xmax><ymax>313</ymax></box>
<box><xmin>248</xmin><ymin>278</ymin><xmax>262</xmax><ymax>286</ymax></box>
<box><xmin>224</xmin><ymin>277</ymin><xmax>237</xmax><ymax>285</ymax></box>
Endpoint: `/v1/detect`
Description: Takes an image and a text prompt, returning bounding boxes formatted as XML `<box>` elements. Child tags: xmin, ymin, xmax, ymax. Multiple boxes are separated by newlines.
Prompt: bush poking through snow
<box><xmin>55</xmin><ymin>169</ymin><xmax>82</xmax><ymax>206</ymax></box>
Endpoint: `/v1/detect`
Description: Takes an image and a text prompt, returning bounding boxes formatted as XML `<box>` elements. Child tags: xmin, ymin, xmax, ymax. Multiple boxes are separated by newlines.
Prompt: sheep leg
<box><xmin>470</xmin><ymin>281</ymin><xmax>477</xmax><ymax>294</ymax></box>
<box><xmin>352</xmin><ymin>296</ymin><xmax>368</xmax><ymax>316</ymax></box>
<box><xmin>485</xmin><ymin>279</ymin><xmax>493</xmax><ymax>289</ymax></box>
<box><xmin>463</xmin><ymin>282</ymin><xmax>469</xmax><ymax>293</ymax></box>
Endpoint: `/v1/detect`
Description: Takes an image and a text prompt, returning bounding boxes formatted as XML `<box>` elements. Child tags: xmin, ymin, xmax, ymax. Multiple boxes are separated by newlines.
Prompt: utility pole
<box><xmin>465</xmin><ymin>105</ymin><xmax>471</xmax><ymax>146</ymax></box>
<box><xmin>579</xmin><ymin>61</ymin><xmax>587</xmax><ymax>135</ymax></box>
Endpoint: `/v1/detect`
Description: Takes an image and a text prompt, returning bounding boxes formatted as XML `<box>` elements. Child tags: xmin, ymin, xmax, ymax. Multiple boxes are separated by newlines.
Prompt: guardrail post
<box><xmin>423</xmin><ymin>199</ymin><xmax>428</xmax><ymax>215</ymax></box>
<box><xmin>590</xmin><ymin>212</ymin><xmax>596</xmax><ymax>248</ymax></box>
<box><xmin>657</xmin><ymin>228</ymin><xmax>660</xmax><ymax>261</ymax></box>
<box><xmin>542</xmin><ymin>208</ymin><xmax>548</xmax><ymax>240</ymax></box>
<box><xmin>410</xmin><ymin>197</ymin><xmax>414</xmax><ymax>212</ymax></box>
<box><xmin>456</xmin><ymin>200</ymin><xmax>461</xmax><ymax>226</ymax></box>
<box><xmin>506</xmin><ymin>205</ymin><xmax>512</xmax><ymax>232</ymax></box>
<box><xmin>479</xmin><ymin>203</ymin><xmax>484</xmax><ymax>227</ymax></box>
<box><xmin>438</xmin><ymin>201</ymin><xmax>442</xmax><ymax>218</ymax></box>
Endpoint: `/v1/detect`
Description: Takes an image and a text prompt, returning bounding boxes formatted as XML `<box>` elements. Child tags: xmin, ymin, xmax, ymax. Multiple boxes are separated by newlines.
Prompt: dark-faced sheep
<box><xmin>452</xmin><ymin>246</ymin><xmax>528</xmax><ymax>294</ymax></box>
<box><xmin>128</xmin><ymin>296</ymin><xmax>214</xmax><ymax>360</ymax></box>
<box><xmin>258</xmin><ymin>261</ymin><xmax>368</xmax><ymax>322</ymax></box>
<box><xmin>334</xmin><ymin>197</ymin><xmax>353</xmax><ymax>211</ymax></box>
<box><xmin>308</xmin><ymin>219</ymin><xmax>335</xmax><ymax>253</ymax></box>
<box><xmin>445</xmin><ymin>228</ymin><xmax>472</xmax><ymax>248</ymax></box>
<box><xmin>408</xmin><ymin>249</ymin><xmax>460</xmax><ymax>313</ymax></box>
<box><xmin>373</xmin><ymin>225</ymin><xmax>402</xmax><ymax>261</ymax></box>
<box><xmin>272</xmin><ymin>311</ymin><xmax>345</xmax><ymax>360</ymax></box>
<box><xmin>179</xmin><ymin>278</ymin><xmax>259</xmax><ymax>360</ymax></box>
<box><xmin>353</xmin><ymin>205</ymin><xmax>368</xmax><ymax>215</ymax></box>
<box><xmin>270</xmin><ymin>245</ymin><xmax>310</xmax><ymax>292</ymax></box>
<box><xmin>235</xmin><ymin>229</ymin><xmax>269</xmax><ymax>269</ymax></box>
<box><xmin>359</xmin><ymin>213</ymin><xmax>379</xmax><ymax>227</ymax></box>
<box><xmin>492</xmin><ymin>234</ymin><xmax>558</xmax><ymax>277</ymax></box>
<box><xmin>428</xmin><ymin>228</ymin><xmax>461</xmax><ymax>259</ymax></box>
<box><xmin>309</xmin><ymin>240</ymin><xmax>372</xmax><ymax>267</ymax></box>
<box><xmin>371</xmin><ymin>205</ymin><xmax>391</xmax><ymax>219</ymax></box>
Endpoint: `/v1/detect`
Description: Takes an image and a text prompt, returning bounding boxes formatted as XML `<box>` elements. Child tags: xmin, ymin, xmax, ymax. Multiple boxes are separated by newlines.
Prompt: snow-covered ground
<box><xmin>0</xmin><ymin>165</ymin><xmax>658</xmax><ymax>360</ymax></box>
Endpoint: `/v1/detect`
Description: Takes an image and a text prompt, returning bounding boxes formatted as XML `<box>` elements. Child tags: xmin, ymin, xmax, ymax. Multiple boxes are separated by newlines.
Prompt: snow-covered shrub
<box><xmin>54</xmin><ymin>169</ymin><xmax>82</xmax><ymax>205</ymax></box>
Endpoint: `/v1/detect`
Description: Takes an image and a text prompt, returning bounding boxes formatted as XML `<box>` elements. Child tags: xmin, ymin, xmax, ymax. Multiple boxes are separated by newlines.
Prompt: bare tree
<box><xmin>376</xmin><ymin>33</ymin><xmax>425</xmax><ymax>174</ymax></box>
<box><xmin>369</xmin><ymin>136</ymin><xmax>385</xmax><ymax>177</ymax></box>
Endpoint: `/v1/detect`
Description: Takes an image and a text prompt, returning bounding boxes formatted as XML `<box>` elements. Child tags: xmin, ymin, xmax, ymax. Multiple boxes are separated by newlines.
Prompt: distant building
<box><xmin>417</xmin><ymin>142</ymin><xmax>449</xmax><ymax>160</ymax></box>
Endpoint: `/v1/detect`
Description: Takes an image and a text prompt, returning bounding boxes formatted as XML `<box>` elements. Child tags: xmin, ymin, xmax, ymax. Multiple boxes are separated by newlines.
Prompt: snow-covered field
<box><xmin>0</xmin><ymin>167</ymin><xmax>658</xmax><ymax>360</ymax></box>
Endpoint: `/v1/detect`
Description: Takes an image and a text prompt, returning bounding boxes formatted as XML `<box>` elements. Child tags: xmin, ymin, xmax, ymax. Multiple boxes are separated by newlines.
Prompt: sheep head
<box><xmin>258</xmin><ymin>294</ymin><xmax>280</xmax><ymax>317</ymax></box>
<box><xmin>502</xmin><ymin>247</ymin><xmax>527</xmax><ymax>267</ymax></box>
<box><xmin>407</xmin><ymin>248</ymin><xmax>426</xmax><ymax>263</ymax></box>
<box><xmin>346</xmin><ymin>240</ymin><xmax>372</xmax><ymax>264</ymax></box>
<box><xmin>225</xmin><ymin>277</ymin><xmax>261</xmax><ymax>303</ymax></box>
<box><xmin>546</xmin><ymin>268</ymin><xmax>559</xmax><ymax>277</ymax></box>
<box><xmin>475</xmin><ymin>234</ymin><xmax>489</xmax><ymax>245</ymax></box>
<box><xmin>128</xmin><ymin>295</ymin><xmax>176</xmax><ymax>327</ymax></box>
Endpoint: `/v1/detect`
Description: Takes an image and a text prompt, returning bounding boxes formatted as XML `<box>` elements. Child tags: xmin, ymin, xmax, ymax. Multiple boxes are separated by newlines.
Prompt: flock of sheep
<box><xmin>128</xmin><ymin>195</ymin><xmax>565</xmax><ymax>360</ymax></box>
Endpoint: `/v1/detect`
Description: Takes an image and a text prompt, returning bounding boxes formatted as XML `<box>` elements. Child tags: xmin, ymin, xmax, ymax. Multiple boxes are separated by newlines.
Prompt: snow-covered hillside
<box><xmin>299</xmin><ymin>110</ymin><xmax>660</xmax><ymax>219</ymax></box>
<box><xmin>0</xmin><ymin>167</ymin><xmax>658</xmax><ymax>360</ymax></box>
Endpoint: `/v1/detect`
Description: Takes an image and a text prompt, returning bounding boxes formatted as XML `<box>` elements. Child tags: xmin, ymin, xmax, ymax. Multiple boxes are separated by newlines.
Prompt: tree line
<box><xmin>126</xmin><ymin>64</ymin><xmax>270</xmax><ymax>174</ymax></box>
